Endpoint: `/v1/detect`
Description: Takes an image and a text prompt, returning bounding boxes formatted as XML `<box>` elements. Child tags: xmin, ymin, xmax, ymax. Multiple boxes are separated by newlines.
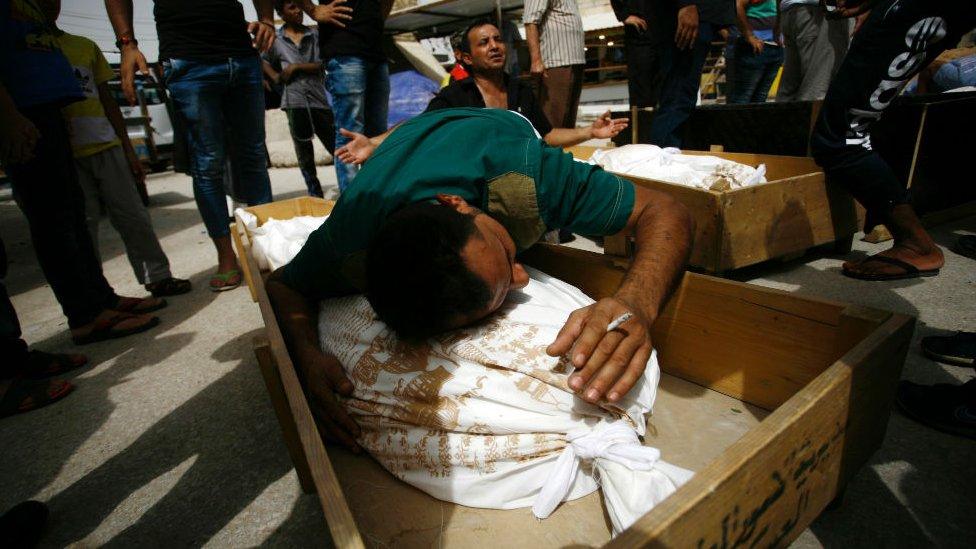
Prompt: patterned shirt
<box><xmin>522</xmin><ymin>0</ymin><xmax>585</xmax><ymax>68</ymax></box>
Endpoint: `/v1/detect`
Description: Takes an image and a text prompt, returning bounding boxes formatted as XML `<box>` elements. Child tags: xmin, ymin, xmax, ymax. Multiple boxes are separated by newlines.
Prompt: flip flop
<box><xmin>209</xmin><ymin>269</ymin><xmax>241</xmax><ymax>292</ymax></box>
<box><xmin>22</xmin><ymin>351</ymin><xmax>89</xmax><ymax>379</ymax></box>
<box><xmin>145</xmin><ymin>277</ymin><xmax>192</xmax><ymax>297</ymax></box>
<box><xmin>71</xmin><ymin>311</ymin><xmax>160</xmax><ymax>346</ymax></box>
<box><xmin>842</xmin><ymin>255</ymin><xmax>940</xmax><ymax>281</ymax></box>
<box><xmin>115</xmin><ymin>296</ymin><xmax>168</xmax><ymax>314</ymax></box>
<box><xmin>921</xmin><ymin>332</ymin><xmax>976</xmax><ymax>367</ymax></box>
<box><xmin>0</xmin><ymin>378</ymin><xmax>75</xmax><ymax>418</ymax></box>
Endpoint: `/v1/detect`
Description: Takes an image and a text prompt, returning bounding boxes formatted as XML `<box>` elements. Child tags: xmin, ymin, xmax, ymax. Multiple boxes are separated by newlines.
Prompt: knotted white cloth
<box><xmin>532</xmin><ymin>421</ymin><xmax>661</xmax><ymax>519</ymax></box>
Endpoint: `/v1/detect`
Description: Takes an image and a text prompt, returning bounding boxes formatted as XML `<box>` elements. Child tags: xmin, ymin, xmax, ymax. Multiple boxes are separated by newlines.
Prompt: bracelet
<box><xmin>115</xmin><ymin>35</ymin><xmax>138</xmax><ymax>49</ymax></box>
<box><xmin>259</xmin><ymin>20</ymin><xmax>275</xmax><ymax>29</ymax></box>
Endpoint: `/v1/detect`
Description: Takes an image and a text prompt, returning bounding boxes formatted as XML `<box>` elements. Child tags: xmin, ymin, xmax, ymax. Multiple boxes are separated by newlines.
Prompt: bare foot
<box><xmin>843</xmin><ymin>244</ymin><xmax>944</xmax><ymax>279</ymax></box>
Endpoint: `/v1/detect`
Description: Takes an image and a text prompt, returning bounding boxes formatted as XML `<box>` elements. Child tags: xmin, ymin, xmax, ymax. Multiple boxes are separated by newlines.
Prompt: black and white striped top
<box><xmin>523</xmin><ymin>0</ymin><xmax>585</xmax><ymax>68</ymax></box>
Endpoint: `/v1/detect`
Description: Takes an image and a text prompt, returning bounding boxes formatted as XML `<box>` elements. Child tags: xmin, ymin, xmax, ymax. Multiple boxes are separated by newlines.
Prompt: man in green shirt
<box><xmin>267</xmin><ymin>107</ymin><xmax>692</xmax><ymax>450</ymax></box>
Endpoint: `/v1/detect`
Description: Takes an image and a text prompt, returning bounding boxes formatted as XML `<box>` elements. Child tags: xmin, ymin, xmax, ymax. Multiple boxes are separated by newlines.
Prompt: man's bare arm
<box><xmin>104</xmin><ymin>0</ymin><xmax>149</xmax><ymax>104</ymax></box>
<box><xmin>299</xmin><ymin>0</ymin><xmax>354</xmax><ymax>26</ymax></box>
<box><xmin>524</xmin><ymin>23</ymin><xmax>545</xmax><ymax>77</ymax></box>
<box><xmin>262</xmin><ymin>60</ymin><xmax>281</xmax><ymax>83</ymax></box>
<box><xmin>548</xmin><ymin>185</ymin><xmax>693</xmax><ymax>403</ymax></box>
<box><xmin>543</xmin><ymin>111</ymin><xmax>629</xmax><ymax>147</ymax></box>
<box><xmin>266</xmin><ymin>269</ymin><xmax>361</xmax><ymax>451</ymax></box>
<box><xmin>334</xmin><ymin>125</ymin><xmax>398</xmax><ymax>165</ymax></box>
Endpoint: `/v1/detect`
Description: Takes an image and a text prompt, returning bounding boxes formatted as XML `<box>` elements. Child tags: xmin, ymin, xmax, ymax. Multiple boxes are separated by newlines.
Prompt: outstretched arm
<box><xmin>266</xmin><ymin>269</ymin><xmax>361</xmax><ymax>451</ymax></box>
<box><xmin>543</xmin><ymin>111</ymin><xmax>629</xmax><ymax>147</ymax></box>
<box><xmin>547</xmin><ymin>185</ymin><xmax>693</xmax><ymax>404</ymax></box>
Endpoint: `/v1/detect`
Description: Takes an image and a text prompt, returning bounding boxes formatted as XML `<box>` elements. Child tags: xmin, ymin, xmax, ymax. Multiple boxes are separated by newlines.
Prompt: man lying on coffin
<box><xmin>333</xmin><ymin>19</ymin><xmax>630</xmax><ymax>167</ymax></box>
<box><xmin>266</xmin><ymin>107</ymin><xmax>693</xmax><ymax>451</ymax></box>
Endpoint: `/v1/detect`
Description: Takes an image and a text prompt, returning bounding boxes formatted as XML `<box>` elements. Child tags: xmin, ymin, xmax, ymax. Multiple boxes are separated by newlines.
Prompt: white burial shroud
<box><xmin>318</xmin><ymin>267</ymin><xmax>693</xmax><ymax>535</ymax></box>
<box><xmin>589</xmin><ymin>144</ymin><xmax>767</xmax><ymax>190</ymax></box>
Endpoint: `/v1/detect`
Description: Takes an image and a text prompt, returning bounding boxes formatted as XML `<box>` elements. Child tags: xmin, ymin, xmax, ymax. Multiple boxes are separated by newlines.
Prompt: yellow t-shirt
<box><xmin>57</xmin><ymin>32</ymin><xmax>120</xmax><ymax>159</ymax></box>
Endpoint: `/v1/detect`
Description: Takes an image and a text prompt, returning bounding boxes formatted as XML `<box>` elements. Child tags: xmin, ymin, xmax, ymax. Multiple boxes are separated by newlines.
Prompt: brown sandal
<box><xmin>22</xmin><ymin>351</ymin><xmax>89</xmax><ymax>379</ymax></box>
<box><xmin>115</xmin><ymin>296</ymin><xmax>168</xmax><ymax>314</ymax></box>
<box><xmin>71</xmin><ymin>311</ymin><xmax>160</xmax><ymax>345</ymax></box>
<box><xmin>0</xmin><ymin>378</ymin><xmax>75</xmax><ymax>418</ymax></box>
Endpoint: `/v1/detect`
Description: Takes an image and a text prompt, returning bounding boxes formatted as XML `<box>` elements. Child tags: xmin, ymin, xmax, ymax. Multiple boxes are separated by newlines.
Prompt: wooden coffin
<box><xmin>233</xmin><ymin>197</ymin><xmax>913</xmax><ymax>548</ymax></box>
<box><xmin>611</xmin><ymin>93</ymin><xmax>976</xmax><ymax>234</ymax></box>
<box><xmin>568</xmin><ymin>146</ymin><xmax>858</xmax><ymax>274</ymax></box>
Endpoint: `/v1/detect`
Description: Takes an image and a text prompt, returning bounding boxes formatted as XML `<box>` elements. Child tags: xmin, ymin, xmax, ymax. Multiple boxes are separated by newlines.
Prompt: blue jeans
<box><xmin>325</xmin><ymin>56</ymin><xmax>390</xmax><ymax>191</ymax></box>
<box><xmin>163</xmin><ymin>55</ymin><xmax>273</xmax><ymax>238</ymax></box>
<box><xmin>726</xmin><ymin>39</ymin><xmax>784</xmax><ymax>104</ymax></box>
<box><xmin>649</xmin><ymin>23</ymin><xmax>715</xmax><ymax>148</ymax></box>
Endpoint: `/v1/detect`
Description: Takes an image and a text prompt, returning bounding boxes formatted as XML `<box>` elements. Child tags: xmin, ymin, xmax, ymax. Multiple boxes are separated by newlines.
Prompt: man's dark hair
<box><xmin>273</xmin><ymin>0</ymin><xmax>292</xmax><ymax>14</ymax></box>
<box><xmin>366</xmin><ymin>202</ymin><xmax>492</xmax><ymax>340</ymax></box>
<box><xmin>457</xmin><ymin>19</ymin><xmax>496</xmax><ymax>55</ymax></box>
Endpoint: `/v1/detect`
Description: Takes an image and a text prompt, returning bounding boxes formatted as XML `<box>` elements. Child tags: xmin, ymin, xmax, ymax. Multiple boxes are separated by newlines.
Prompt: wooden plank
<box><xmin>610</xmin><ymin>359</ymin><xmax>852</xmax><ymax>548</ymax></box>
<box><xmin>609</xmin><ymin>310</ymin><xmax>912</xmax><ymax>548</ymax></box>
<box><xmin>241</xmin><ymin>223</ymin><xmax>365</xmax><ymax>549</ymax></box>
<box><xmin>719</xmin><ymin>172</ymin><xmax>858</xmax><ymax>270</ymax></box>
<box><xmin>652</xmin><ymin>275</ymin><xmax>851</xmax><ymax>410</ymax></box>
<box><xmin>254</xmin><ymin>336</ymin><xmax>315</xmax><ymax>493</ymax></box>
<box><xmin>834</xmin><ymin>311</ymin><xmax>914</xmax><ymax>487</ymax></box>
<box><xmin>230</xmin><ymin>221</ymin><xmax>257</xmax><ymax>302</ymax></box>
<box><xmin>603</xmin><ymin>233</ymin><xmax>630</xmax><ymax>257</ymax></box>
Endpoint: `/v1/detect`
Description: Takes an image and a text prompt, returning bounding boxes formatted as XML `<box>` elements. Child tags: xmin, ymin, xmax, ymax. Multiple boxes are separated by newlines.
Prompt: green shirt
<box><xmin>282</xmin><ymin>107</ymin><xmax>635</xmax><ymax>299</ymax></box>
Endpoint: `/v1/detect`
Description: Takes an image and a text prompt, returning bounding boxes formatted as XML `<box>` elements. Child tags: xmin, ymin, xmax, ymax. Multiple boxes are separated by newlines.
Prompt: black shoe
<box><xmin>0</xmin><ymin>500</ymin><xmax>48</xmax><ymax>548</ymax></box>
<box><xmin>921</xmin><ymin>332</ymin><xmax>976</xmax><ymax>366</ymax></box>
<box><xmin>145</xmin><ymin>277</ymin><xmax>193</xmax><ymax>297</ymax></box>
<box><xmin>895</xmin><ymin>379</ymin><xmax>976</xmax><ymax>440</ymax></box>
<box><xmin>952</xmin><ymin>234</ymin><xmax>976</xmax><ymax>260</ymax></box>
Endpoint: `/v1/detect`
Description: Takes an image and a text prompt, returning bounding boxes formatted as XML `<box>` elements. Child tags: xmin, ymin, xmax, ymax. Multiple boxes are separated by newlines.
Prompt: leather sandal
<box><xmin>0</xmin><ymin>378</ymin><xmax>74</xmax><ymax>418</ymax></box>
<box><xmin>21</xmin><ymin>351</ymin><xmax>89</xmax><ymax>379</ymax></box>
<box><xmin>115</xmin><ymin>296</ymin><xmax>168</xmax><ymax>314</ymax></box>
<box><xmin>71</xmin><ymin>311</ymin><xmax>160</xmax><ymax>345</ymax></box>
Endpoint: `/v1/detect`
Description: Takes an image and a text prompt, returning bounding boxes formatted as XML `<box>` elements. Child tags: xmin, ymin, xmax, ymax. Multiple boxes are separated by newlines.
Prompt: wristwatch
<box><xmin>115</xmin><ymin>35</ymin><xmax>138</xmax><ymax>49</ymax></box>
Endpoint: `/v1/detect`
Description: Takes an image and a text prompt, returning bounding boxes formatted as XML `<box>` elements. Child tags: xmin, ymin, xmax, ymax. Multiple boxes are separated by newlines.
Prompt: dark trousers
<box><xmin>623</xmin><ymin>28</ymin><xmax>665</xmax><ymax>108</ymax></box>
<box><xmin>4</xmin><ymin>106</ymin><xmax>117</xmax><ymax>329</ymax></box>
<box><xmin>285</xmin><ymin>107</ymin><xmax>336</xmax><ymax>198</ymax></box>
<box><xmin>0</xmin><ymin>235</ymin><xmax>29</xmax><ymax>376</ymax></box>
<box><xmin>810</xmin><ymin>0</ymin><xmax>976</xmax><ymax>224</ymax></box>
<box><xmin>726</xmin><ymin>39</ymin><xmax>784</xmax><ymax>104</ymax></box>
<box><xmin>649</xmin><ymin>23</ymin><xmax>716</xmax><ymax>148</ymax></box>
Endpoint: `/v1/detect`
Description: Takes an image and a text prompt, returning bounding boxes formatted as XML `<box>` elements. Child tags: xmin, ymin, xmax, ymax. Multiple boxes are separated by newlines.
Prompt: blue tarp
<box><xmin>388</xmin><ymin>70</ymin><xmax>440</xmax><ymax>128</ymax></box>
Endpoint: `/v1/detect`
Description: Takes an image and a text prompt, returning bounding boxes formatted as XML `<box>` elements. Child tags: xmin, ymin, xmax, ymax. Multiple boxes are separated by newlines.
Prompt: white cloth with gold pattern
<box><xmin>318</xmin><ymin>267</ymin><xmax>692</xmax><ymax>535</ymax></box>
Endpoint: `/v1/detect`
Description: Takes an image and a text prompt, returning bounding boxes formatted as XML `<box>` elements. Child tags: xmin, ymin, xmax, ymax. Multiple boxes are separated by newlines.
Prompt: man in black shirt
<box><xmin>106</xmin><ymin>0</ymin><xmax>276</xmax><ymax>292</ymax></box>
<box><xmin>335</xmin><ymin>20</ymin><xmax>628</xmax><ymax>164</ymax></box>
<box><xmin>610</xmin><ymin>0</ymin><xmax>672</xmax><ymax>108</ymax></box>
<box><xmin>646</xmin><ymin>0</ymin><xmax>734</xmax><ymax>148</ymax></box>
<box><xmin>298</xmin><ymin>0</ymin><xmax>393</xmax><ymax>192</ymax></box>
